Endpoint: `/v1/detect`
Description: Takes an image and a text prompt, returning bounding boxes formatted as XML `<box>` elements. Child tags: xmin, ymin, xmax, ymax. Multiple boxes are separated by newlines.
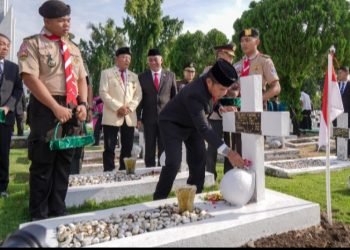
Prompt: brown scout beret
<box><xmin>239</xmin><ymin>28</ymin><xmax>259</xmax><ymax>40</ymax></box>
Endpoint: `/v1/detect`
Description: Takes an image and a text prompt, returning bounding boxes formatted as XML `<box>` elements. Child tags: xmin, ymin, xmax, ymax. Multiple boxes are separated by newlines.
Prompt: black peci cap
<box><xmin>239</xmin><ymin>28</ymin><xmax>259</xmax><ymax>40</ymax></box>
<box><xmin>147</xmin><ymin>48</ymin><xmax>162</xmax><ymax>57</ymax></box>
<box><xmin>210</xmin><ymin>59</ymin><xmax>238</xmax><ymax>87</ymax></box>
<box><xmin>116</xmin><ymin>47</ymin><xmax>131</xmax><ymax>57</ymax></box>
<box><xmin>39</xmin><ymin>0</ymin><xmax>71</xmax><ymax>19</ymax></box>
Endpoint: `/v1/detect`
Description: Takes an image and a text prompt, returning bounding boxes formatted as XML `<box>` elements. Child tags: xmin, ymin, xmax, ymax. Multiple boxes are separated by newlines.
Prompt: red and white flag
<box><xmin>318</xmin><ymin>53</ymin><xmax>344</xmax><ymax>148</ymax></box>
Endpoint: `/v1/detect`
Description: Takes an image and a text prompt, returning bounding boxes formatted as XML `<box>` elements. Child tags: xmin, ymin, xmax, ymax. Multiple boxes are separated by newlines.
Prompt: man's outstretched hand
<box><xmin>227</xmin><ymin>149</ymin><xmax>245</xmax><ymax>168</ymax></box>
<box><xmin>227</xmin><ymin>150</ymin><xmax>252</xmax><ymax>169</ymax></box>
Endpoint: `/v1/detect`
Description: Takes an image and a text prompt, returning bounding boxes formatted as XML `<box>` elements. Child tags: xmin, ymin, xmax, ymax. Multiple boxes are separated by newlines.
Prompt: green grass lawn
<box><xmin>1</xmin><ymin>150</ymin><xmax>350</xmax><ymax>242</ymax></box>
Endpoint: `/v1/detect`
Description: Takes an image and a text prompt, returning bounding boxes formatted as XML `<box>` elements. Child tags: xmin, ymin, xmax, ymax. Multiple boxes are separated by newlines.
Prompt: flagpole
<box><xmin>326</xmin><ymin>48</ymin><xmax>333</xmax><ymax>225</ymax></box>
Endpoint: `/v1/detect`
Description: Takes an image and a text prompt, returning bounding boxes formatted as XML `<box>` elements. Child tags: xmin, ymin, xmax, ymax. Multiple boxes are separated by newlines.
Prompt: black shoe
<box><xmin>31</xmin><ymin>217</ymin><xmax>47</xmax><ymax>222</ymax></box>
<box><xmin>48</xmin><ymin>210</ymin><xmax>70</xmax><ymax>218</ymax></box>
<box><xmin>0</xmin><ymin>191</ymin><xmax>8</xmax><ymax>198</ymax></box>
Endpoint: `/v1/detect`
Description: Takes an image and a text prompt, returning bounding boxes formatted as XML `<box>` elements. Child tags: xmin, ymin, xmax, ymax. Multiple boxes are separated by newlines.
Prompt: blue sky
<box><xmin>9</xmin><ymin>0</ymin><xmax>251</xmax><ymax>52</ymax></box>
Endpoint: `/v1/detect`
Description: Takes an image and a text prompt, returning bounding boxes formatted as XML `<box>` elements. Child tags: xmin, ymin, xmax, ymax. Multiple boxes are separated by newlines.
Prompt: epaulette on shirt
<box><xmin>23</xmin><ymin>34</ymin><xmax>39</xmax><ymax>41</ymax></box>
<box><xmin>260</xmin><ymin>53</ymin><xmax>271</xmax><ymax>59</ymax></box>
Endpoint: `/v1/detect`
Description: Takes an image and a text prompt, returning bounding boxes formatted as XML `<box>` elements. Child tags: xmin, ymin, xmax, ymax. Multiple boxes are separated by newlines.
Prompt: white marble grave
<box><xmin>66</xmin><ymin>168</ymin><xmax>215</xmax><ymax>207</ymax></box>
<box><xmin>332</xmin><ymin>113</ymin><xmax>350</xmax><ymax>160</ymax></box>
<box><xmin>81</xmin><ymin>160</ymin><xmax>145</xmax><ymax>174</ymax></box>
<box><xmin>285</xmin><ymin>136</ymin><xmax>320</xmax><ymax>149</ymax></box>
<box><xmin>265</xmin><ymin>156</ymin><xmax>350</xmax><ymax>178</ymax></box>
<box><xmin>20</xmin><ymin>190</ymin><xmax>320</xmax><ymax>247</ymax></box>
<box><xmin>222</xmin><ymin>75</ymin><xmax>290</xmax><ymax>202</ymax></box>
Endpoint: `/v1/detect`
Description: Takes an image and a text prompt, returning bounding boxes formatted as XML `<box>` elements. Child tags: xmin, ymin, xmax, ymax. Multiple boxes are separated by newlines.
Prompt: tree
<box><xmin>157</xmin><ymin>15</ymin><xmax>184</xmax><ymax>68</ymax></box>
<box><xmin>169</xmin><ymin>29</ymin><xmax>229</xmax><ymax>77</ymax></box>
<box><xmin>123</xmin><ymin>0</ymin><xmax>183</xmax><ymax>73</ymax></box>
<box><xmin>168</xmin><ymin>31</ymin><xmax>206</xmax><ymax>77</ymax></box>
<box><xmin>232</xmin><ymin>0</ymin><xmax>350</xmax><ymax>114</ymax></box>
<box><xmin>202</xmin><ymin>29</ymin><xmax>229</xmax><ymax>69</ymax></box>
<box><xmin>79</xmin><ymin>19</ymin><xmax>126</xmax><ymax>95</ymax></box>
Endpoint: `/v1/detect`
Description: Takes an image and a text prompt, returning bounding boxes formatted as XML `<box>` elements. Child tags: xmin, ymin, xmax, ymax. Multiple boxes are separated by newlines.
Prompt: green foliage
<box><xmin>123</xmin><ymin>0</ymin><xmax>183</xmax><ymax>73</ymax></box>
<box><xmin>168</xmin><ymin>29</ymin><xmax>229</xmax><ymax>78</ymax></box>
<box><xmin>79</xmin><ymin>19</ymin><xmax>126</xmax><ymax>96</ymax></box>
<box><xmin>232</xmin><ymin>0</ymin><xmax>350</xmax><ymax>113</ymax></box>
<box><xmin>157</xmin><ymin>15</ymin><xmax>184</xmax><ymax>68</ymax></box>
<box><xmin>266</xmin><ymin>172</ymin><xmax>350</xmax><ymax>223</ymax></box>
<box><xmin>168</xmin><ymin>31</ymin><xmax>205</xmax><ymax>78</ymax></box>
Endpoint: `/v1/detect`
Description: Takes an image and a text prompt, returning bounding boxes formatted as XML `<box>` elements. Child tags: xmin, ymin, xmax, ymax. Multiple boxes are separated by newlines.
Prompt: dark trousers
<box><xmin>27</xmin><ymin>95</ymin><xmax>77</xmax><ymax>220</ymax></box>
<box><xmin>103</xmin><ymin>122</ymin><xmax>134</xmax><ymax>171</ymax></box>
<box><xmin>290</xmin><ymin>108</ymin><xmax>300</xmax><ymax>136</ymax></box>
<box><xmin>300</xmin><ymin>110</ymin><xmax>312</xmax><ymax>130</ymax></box>
<box><xmin>143</xmin><ymin>122</ymin><xmax>163</xmax><ymax>167</ymax></box>
<box><xmin>206</xmin><ymin>120</ymin><xmax>222</xmax><ymax>180</ymax></box>
<box><xmin>206</xmin><ymin>119</ymin><xmax>242</xmax><ymax>180</ymax></box>
<box><xmin>223</xmin><ymin>131</ymin><xmax>242</xmax><ymax>174</ymax></box>
<box><xmin>93</xmin><ymin>113</ymin><xmax>102</xmax><ymax>145</ymax></box>
<box><xmin>0</xmin><ymin>123</ymin><xmax>12</xmax><ymax>192</ymax></box>
<box><xmin>15</xmin><ymin>114</ymin><xmax>24</xmax><ymax>136</ymax></box>
<box><xmin>70</xmin><ymin>147</ymin><xmax>84</xmax><ymax>175</ymax></box>
<box><xmin>154</xmin><ymin>120</ymin><xmax>206</xmax><ymax>200</ymax></box>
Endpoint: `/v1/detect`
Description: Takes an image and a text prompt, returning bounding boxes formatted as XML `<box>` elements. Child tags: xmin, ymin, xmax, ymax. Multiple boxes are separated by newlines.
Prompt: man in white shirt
<box><xmin>300</xmin><ymin>91</ymin><xmax>312</xmax><ymax>130</ymax></box>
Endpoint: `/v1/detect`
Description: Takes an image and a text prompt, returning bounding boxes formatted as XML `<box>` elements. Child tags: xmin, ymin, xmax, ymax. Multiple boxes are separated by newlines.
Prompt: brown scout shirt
<box><xmin>234</xmin><ymin>53</ymin><xmax>279</xmax><ymax>91</ymax></box>
<box><xmin>17</xmin><ymin>30</ymin><xmax>87</xmax><ymax>96</ymax></box>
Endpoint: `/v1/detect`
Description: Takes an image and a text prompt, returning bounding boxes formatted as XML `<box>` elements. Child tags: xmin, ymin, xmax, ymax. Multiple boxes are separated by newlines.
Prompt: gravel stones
<box><xmin>56</xmin><ymin>204</ymin><xmax>212</xmax><ymax>248</ymax></box>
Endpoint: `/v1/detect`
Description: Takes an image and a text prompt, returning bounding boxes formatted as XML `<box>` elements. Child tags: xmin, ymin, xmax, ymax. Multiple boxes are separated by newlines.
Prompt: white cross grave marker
<box><xmin>333</xmin><ymin>113</ymin><xmax>350</xmax><ymax>161</ymax></box>
<box><xmin>222</xmin><ymin>75</ymin><xmax>290</xmax><ymax>202</ymax></box>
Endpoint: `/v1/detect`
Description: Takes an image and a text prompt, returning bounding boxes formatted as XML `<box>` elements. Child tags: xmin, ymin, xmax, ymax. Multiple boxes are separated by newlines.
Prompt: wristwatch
<box><xmin>78</xmin><ymin>101</ymin><xmax>88</xmax><ymax>110</ymax></box>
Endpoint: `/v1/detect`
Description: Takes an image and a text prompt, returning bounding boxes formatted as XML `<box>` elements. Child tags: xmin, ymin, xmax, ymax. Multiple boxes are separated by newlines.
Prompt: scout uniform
<box><xmin>17</xmin><ymin>0</ymin><xmax>87</xmax><ymax>220</ymax></box>
<box><xmin>234</xmin><ymin>53</ymin><xmax>279</xmax><ymax>92</ymax></box>
<box><xmin>234</xmin><ymin>28</ymin><xmax>279</xmax><ymax>92</ymax></box>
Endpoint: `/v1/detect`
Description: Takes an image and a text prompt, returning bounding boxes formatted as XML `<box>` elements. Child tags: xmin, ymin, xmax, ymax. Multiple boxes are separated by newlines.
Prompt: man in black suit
<box><xmin>337</xmin><ymin>66</ymin><xmax>350</xmax><ymax>156</ymax></box>
<box><xmin>0</xmin><ymin>33</ymin><xmax>23</xmax><ymax>198</ymax></box>
<box><xmin>137</xmin><ymin>48</ymin><xmax>177</xmax><ymax>167</ymax></box>
<box><xmin>153</xmin><ymin>59</ymin><xmax>245</xmax><ymax>200</ymax></box>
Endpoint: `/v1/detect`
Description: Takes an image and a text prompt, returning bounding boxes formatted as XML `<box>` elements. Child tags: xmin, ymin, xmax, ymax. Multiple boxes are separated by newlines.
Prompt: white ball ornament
<box><xmin>220</xmin><ymin>168</ymin><xmax>255</xmax><ymax>206</ymax></box>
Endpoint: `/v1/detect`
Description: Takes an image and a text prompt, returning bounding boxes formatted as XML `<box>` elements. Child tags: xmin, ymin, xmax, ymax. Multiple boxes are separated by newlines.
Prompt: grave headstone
<box><xmin>332</xmin><ymin>113</ymin><xmax>350</xmax><ymax>160</ymax></box>
<box><xmin>311</xmin><ymin>110</ymin><xmax>321</xmax><ymax>130</ymax></box>
<box><xmin>222</xmin><ymin>75</ymin><xmax>290</xmax><ymax>202</ymax></box>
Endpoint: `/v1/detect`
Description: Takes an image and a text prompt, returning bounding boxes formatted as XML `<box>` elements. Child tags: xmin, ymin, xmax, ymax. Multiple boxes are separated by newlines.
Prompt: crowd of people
<box><xmin>1</xmin><ymin>0</ymin><xmax>349</xmax><ymax>225</ymax></box>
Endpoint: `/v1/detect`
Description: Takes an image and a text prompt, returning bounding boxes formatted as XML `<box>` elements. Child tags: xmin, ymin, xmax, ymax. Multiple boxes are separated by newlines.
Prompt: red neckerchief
<box><xmin>240</xmin><ymin>51</ymin><xmax>259</xmax><ymax>77</ymax></box>
<box><xmin>43</xmin><ymin>33</ymin><xmax>78</xmax><ymax>105</ymax></box>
